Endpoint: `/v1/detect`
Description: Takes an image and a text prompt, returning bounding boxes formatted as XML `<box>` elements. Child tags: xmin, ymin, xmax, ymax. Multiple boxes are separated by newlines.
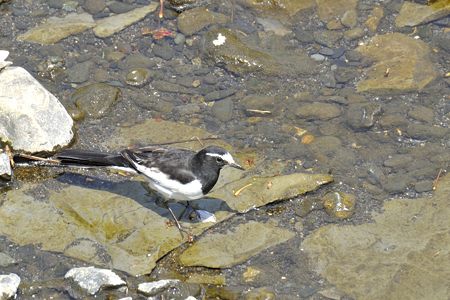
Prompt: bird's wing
<box><xmin>120</xmin><ymin>147</ymin><xmax>197</xmax><ymax>184</ymax></box>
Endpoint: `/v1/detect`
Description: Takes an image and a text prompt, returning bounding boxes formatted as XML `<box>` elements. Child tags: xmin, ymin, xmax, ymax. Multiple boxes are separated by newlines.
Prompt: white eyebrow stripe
<box><xmin>206</xmin><ymin>152</ymin><xmax>236</xmax><ymax>164</ymax></box>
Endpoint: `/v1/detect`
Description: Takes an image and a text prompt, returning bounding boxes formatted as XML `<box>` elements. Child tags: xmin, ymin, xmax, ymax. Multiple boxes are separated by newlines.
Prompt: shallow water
<box><xmin>0</xmin><ymin>0</ymin><xmax>449</xmax><ymax>299</ymax></box>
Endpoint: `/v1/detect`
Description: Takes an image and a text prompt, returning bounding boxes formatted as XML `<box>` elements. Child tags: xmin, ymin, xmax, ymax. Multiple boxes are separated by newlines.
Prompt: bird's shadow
<box><xmin>56</xmin><ymin>172</ymin><xmax>234</xmax><ymax>224</ymax></box>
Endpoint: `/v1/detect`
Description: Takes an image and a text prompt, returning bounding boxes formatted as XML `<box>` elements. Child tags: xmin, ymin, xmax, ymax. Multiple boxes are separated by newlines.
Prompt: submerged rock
<box><xmin>177</xmin><ymin>7</ymin><xmax>229</xmax><ymax>36</ymax></box>
<box><xmin>72</xmin><ymin>83</ymin><xmax>121</xmax><ymax>119</ymax></box>
<box><xmin>203</xmin><ymin>28</ymin><xmax>317</xmax><ymax>77</ymax></box>
<box><xmin>396</xmin><ymin>1</ymin><xmax>450</xmax><ymax>27</ymax></box>
<box><xmin>303</xmin><ymin>173</ymin><xmax>450</xmax><ymax>299</ymax></box>
<box><xmin>65</xmin><ymin>266</ymin><xmax>126</xmax><ymax>295</ymax></box>
<box><xmin>0</xmin><ymin>65</ymin><xmax>74</xmax><ymax>152</ymax></box>
<box><xmin>93</xmin><ymin>4</ymin><xmax>158</xmax><ymax>38</ymax></box>
<box><xmin>322</xmin><ymin>191</ymin><xmax>356</xmax><ymax>219</ymax></box>
<box><xmin>179</xmin><ymin>221</ymin><xmax>295</xmax><ymax>268</ymax></box>
<box><xmin>0</xmin><ymin>273</ymin><xmax>20</xmax><ymax>300</ymax></box>
<box><xmin>17</xmin><ymin>13</ymin><xmax>95</xmax><ymax>44</ymax></box>
<box><xmin>356</xmin><ymin>33</ymin><xmax>439</xmax><ymax>94</ymax></box>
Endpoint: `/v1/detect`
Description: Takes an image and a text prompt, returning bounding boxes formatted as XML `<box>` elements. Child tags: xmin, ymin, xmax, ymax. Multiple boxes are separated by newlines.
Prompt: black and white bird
<box><xmin>53</xmin><ymin>145</ymin><xmax>244</xmax><ymax>231</ymax></box>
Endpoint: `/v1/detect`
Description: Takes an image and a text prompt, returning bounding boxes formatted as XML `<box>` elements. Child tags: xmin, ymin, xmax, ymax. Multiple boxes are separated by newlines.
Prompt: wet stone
<box><xmin>407</xmin><ymin>105</ymin><xmax>434</xmax><ymax>123</ymax></box>
<box><xmin>83</xmin><ymin>0</ymin><xmax>106</xmax><ymax>15</ymax></box>
<box><xmin>212</xmin><ymin>98</ymin><xmax>233</xmax><ymax>122</ymax></box>
<box><xmin>314</xmin><ymin>30</ymin><xmax>343</xmax><ymax>47</ymax></box>
<box><xmin>205</xmin><ymin>88</ymin><xmax>236</xmax><ymax>102</ymax></box>
<box><xmin>356</xmin><ymin>33</ymin><xmax>439</xmax><ymax>94</ymax></box>
<box><xmin>334</xmin><ymin>66</ymin><xmax>359</xmax><ymax>83</ymax></box>
<box><xmin>152</xmin><ymin>43</ymin><xmax>175</xmax><ymax>60</ymax></box>
<box><xmin>0</xmin><ymin>252</ymin><xmax>15</xmax><ymax>267</ymax></box>
<box><xmin>177</xmin><ymin>7</ymin><xmax>228</xmax><ymax>36</ymax></box>
<box><xmin>383</xmin><ymin>174</ymin><xmax>409</xmax><ymax>193</ymax></box>
<box><xmin>310</xmin><ymin>54</ymin><xmax>325</xmax><ymax>62</ymax></box>
<box><xmin>303</xmin><ymin>173</ymin><xmax>450</xmax><ymax>299</ymax></box>
<box><xmin>0</xmin><ymin>273</ymin><xmax>20</xmax><ymax>300</ymax></box>
<box><xmin>174</xmin><ymin>103</ymin><xmax>201</xmax><ymax>115</ymax></box>
<box><xmin>346</xmin><ymin>103</ymin><xmax>381</xmax><ymax>130</ymax></box>
<box><xmin>406</xmin><ymin>123</ymin><xmax>448</xmax><ymax>140</ymax></box>
<box><xmin>179</xmin><ymin>221</ymin><xmax>295</xmax><ymax>268</ymax></box>
<box><xmin>153</xmin><ymin>80</ymin><xmax>195</xmax><ymax>94</ymax></box>
<box><xmin>383</xmin><ymin>154</ymin><xmax>413</xmax><ymax>168</ymax></box>
<box><xmin>66</xmin><ymin>61</ymin><xmax>93</xmax><ymax>83</ymax></box>
<box><xmin>319</xmin><ymin>47</ymin><xmax>334</xmax><ymax>56</ymax></box>
<box><xmin>72</xmin><ymin>83</ymin><xmax>121</xmax><ymax>119</ymax></box>
<box><xmin>395</xmin><ymin>1</ymin><xmax>450</xmax><ymax>27</ymax></box>
<box><xmin>108</xmin><ymin>1</ymin><xmax>134</xmax><ymax>14</ymax></box>
<box><xmin>379</xmin><ymin>114</ymin><xmax>408</xmax><ymax>128</ymax></box>
<box><xmin>296</xmin><ymin>103</ymin><xmax>341</xmax><ymax>120</ymax></box>
<box><xmin>65</xmin><ymin>266</ymin><xmax>126</xmax><ymax>295</ymax></box>
<box><xmin>93</xmin><ymin>4</ymin><xmax>158</xmax><ymax>37</ymax></box>
<box><xmin>17</xmin><ymin>13</ymin><xmax>95</xmax><ymax>44</ymax></box>
<box><xmin>125</xmin><ymin>68</ymin><xmax>151</xmax><ymax>86</ymax></box>
<box><xmin>244</xmin><ymin>287</ymin><xmax>276</xmax><ymax>300</ymax></box>
<box><xmin>240</xmin><ymin>95</ymin><xmax>275</xmax><ymax>116</ymax></box>
<box><xmin>341</xmin><ymin>9</ymin><xmax>358</xmax><ymax>27</ymax></box>
<box><xmin>323</xmin><ymin>191</ymin><xmax>356</xmax><ymax>219</ymax></box>
<box><xmin>119</xmin><ymin>54</ymin><xmax>156</xmax><ymax>69</ymax></box>
<box><xmin>414</xmin><ymin>180</ymin><xmax>434</xmax><ymax>193</ymax></box>
<box><xmin>344</xmin><ymin>27</ymin><xmax>365</xmax><ymax>41</ymax></box>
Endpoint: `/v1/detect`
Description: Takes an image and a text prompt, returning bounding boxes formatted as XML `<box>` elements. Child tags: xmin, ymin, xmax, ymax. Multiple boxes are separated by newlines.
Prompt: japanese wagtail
<box><xmin>53</xmin><ymin>145</ymin><xmax>244</xmax><ymax>231</ymax></box>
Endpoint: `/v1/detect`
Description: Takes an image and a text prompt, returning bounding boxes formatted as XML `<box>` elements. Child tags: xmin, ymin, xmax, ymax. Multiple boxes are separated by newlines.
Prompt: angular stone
<box><xmin>93</xmin><ymin>4</ymin><xmax>158</xmax><ymax>38</ymax></box>
<box><xmin>356</xmin><ymin>33</ymin><xmax>439</xmax><ymax>94</ymax></box>
<box><xmin>65</xmin><ymin>266</ymin><xmax>126</xmax><ymax>295</ymax></box>
<box><xmin>210</xmin><ymin>173</ymin><xmax>334</xmax><ymax>213</ymax></box>
<box><xmin>179</xmin><ymin>221</ymin><xmax>295</xmax><ymax>268</ymax></box>
<box><xmin>203</xmin><ymin>28</ymin><xmax>317</xmax><ymax>76</ymax></box>
<box><xmin>0</xmin><ymin>152</ymin><xmax>12</xmax><ymax>181</ymax></box>
<box><xmin>177</xmin><ymin>7</ymin><xmax>229</xmax><ymax>36</ymax></box>
<box><xmin>396</xmin><ymin>0</ymin><xmax>450</xmax><ymax>27</ymax></box>
<box><xmin>303</xmin><ymin>173</ymin><xmax>450</xmax><ymax>300</ymax></box>
<box><xmin>17</xmin><ymin>13</ymin><xmax>95</xmax><ymax>44</ymax></box>
<box><xmin>316</xmin><ymin>0</ymin><xmax>358</xmax><ymax>22</ymax></box>
<box><xmin>138</xmin><ymin>280</ymin><xmax>180</xmax><ymax>296</ymax></box>
<box><xmin>0</xmin><ymin>67</ymin><xmax>74</xmax><ymax>152</ymax></box>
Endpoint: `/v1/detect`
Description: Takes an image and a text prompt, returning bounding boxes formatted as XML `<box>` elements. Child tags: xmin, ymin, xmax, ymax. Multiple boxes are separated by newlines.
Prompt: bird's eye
<box><xmin>216</xmin><ymin>157</ymin><xmax>224</xmax><ymax>163</ymax></box>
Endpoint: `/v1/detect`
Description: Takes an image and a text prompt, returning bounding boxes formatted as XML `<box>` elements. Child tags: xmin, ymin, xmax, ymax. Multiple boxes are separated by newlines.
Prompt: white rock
<box><xmin>0</xmin><ymin>152</ymin><xmax>12</xmax><ymax>180</ymax></box>
<box><xmin>65</xmin><ymin>266</ymin><xmax>126</xmax><ymax>295</ymax></box>
<box><xmin>0</xmin><ymin>50</ymin><xmax>12</xmax><ymax>70</ymax></box>
<box><xmin>0</xmin><ymin>66</ymin><xmax>74</xmax><ymax>152</ymax></box>
<box><xmin>0</xmin><ymin>273</ymin><xmax>20</xmax><ymax>300</ymax></box>
<box><xmin>137</xmin><ymin>279</ymin><xmax>180</xmax><ymax>296</ymax></box>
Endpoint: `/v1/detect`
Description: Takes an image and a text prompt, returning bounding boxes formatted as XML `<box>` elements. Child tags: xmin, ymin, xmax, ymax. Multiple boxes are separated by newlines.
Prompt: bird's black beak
<box><xmin>229</xmin><ymin>162</ymin><xmax>244</xmax><ymax>170</ymax></box>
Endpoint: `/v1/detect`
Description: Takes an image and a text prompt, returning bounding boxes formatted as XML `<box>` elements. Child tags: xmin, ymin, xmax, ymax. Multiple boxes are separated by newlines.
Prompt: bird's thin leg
<box><xmin>158</xmin><ymin>0</ymin><xmax>164</xmax><ymax>19</ymax></box>
<box><xmin>159</xmin><ymin>201</ymin><xmax>190</xmax><ymax>236</ymax></box>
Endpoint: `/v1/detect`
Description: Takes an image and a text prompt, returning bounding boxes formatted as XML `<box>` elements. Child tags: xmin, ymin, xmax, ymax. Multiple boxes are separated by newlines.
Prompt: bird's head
<box><xmin>197</xmin><ymin>146</ymin><xmax>244</xmax><ymax>171</ymax></box>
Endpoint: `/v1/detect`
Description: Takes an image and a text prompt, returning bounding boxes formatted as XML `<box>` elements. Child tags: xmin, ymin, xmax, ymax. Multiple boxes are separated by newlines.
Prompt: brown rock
<box><xmin>356</xmin><ymin>33</ymin><xmax>439</xmax><ymax>94</ymax></box>
<box><xmin>177</xmin><ymin>7</ymin><xmax>229</xmax><ymax>36</ymax></box>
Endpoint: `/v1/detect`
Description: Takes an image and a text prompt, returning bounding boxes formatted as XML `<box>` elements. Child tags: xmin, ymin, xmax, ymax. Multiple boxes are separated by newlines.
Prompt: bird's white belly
<box><xmin>137</xmin><ymin>165</ymin><xmax>204</xmax><ymax>201</ymax></box>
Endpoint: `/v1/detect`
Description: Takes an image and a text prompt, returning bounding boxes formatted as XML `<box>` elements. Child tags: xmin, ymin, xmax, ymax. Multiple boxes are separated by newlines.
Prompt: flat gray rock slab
<box><xmin>0</xmin><ymin>66</ymin><xmax>74</xmax><ymax>152</ymax></box>
<box><xmin>179</xmin><ymin>221</ymin><xmax>296</xmax><ymax>268</ymax></box>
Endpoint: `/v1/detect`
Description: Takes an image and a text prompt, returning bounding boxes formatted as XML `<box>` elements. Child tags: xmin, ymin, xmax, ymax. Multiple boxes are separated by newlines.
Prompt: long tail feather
<box><xmin>55</xmin><ymin>150</ymin><xmax>131</xmax><ymax>168</ymax></box>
